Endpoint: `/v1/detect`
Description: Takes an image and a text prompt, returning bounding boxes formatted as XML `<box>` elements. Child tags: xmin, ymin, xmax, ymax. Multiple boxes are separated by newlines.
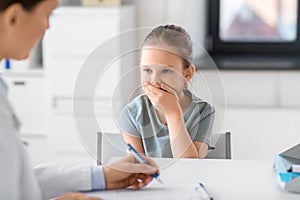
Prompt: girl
<box><xmin>119</xmin><ymin>24</ymin><xmax>215</xmax><ymax>159</ymax></box>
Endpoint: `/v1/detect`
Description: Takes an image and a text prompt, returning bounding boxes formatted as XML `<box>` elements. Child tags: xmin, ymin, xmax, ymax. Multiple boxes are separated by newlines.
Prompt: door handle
<box><xmin>13</xmin><ymin>81</ymin><xmax>26</xmax><ymax>86</ymax></box>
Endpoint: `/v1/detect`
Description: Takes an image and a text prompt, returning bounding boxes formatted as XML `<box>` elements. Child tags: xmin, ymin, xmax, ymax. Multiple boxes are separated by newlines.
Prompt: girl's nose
<box><xmin>150</xmin><ymin>77</ymin><xmax>162</xmax><ymax>87</ymax></box>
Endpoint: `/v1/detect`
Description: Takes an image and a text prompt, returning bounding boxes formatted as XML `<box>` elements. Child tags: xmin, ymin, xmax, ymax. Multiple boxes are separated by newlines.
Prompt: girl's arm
<box><xmin>166</xmin><ymin>111</ymin><xmax>208</xmax><ymax>158</ymax></box>
<box><xmin>122</xmin><ymin>132</ymin><xmax>145</xmax><ymax>154</ymax></box>
<box><xmin>194</xmin><ymin>141</ymin><xmax>208</xmax><ymax>158</ymax></box>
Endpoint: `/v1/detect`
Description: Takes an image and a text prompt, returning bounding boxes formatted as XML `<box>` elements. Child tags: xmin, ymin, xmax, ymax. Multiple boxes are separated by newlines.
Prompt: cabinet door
<box><xmin>3</xmin><ymin>75</ymin><xmax>47</xmax><ymax>134</ymax></box>
<box><xmin>45</xmin><ymin>58</ymin><xmax>121</xmax><ymax>98</ymax></box>
<box><xmin>43</xmin><ymin>8</ymin><xmax>122</xmax><ymax>98</ymax></box>
<box><xmin>3</xmin><ymin>75</ymin><xmax>50</xmax><ymax>165</ymax></box>
<box><xmin>47</xmin><ymin>113</ymin><xmax>104</xmax><ymax>165</ymax></box>
<box><xmin>42</xmin><ymin>7</ymin><xmax>131</xmax><ymax>164</ymax></box>
<box><xmin>21</xmin><ymin>135</ymin><xmax>52</xmax><ymax>166</ymax></box>
<box><xmin>48</xmin><ymin>97</ymin><xmax>120</xmax><ymax>165</ymax></box>
<box><xmin>46</xmin><ymin>8</ymin><xmax>119</xmax><ymax>57</ymax></box>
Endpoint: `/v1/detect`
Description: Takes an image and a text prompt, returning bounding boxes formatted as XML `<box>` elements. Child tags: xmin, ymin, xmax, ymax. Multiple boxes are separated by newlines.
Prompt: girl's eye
<box><xmin>143</xmin><ymin>69</ymin><xmax>152</xmax><ymax>73</ymax></box>
<box><xmin>162</xmin><ymin>69</ymin><xmax>172</xmax><ymax>74</ymax></box>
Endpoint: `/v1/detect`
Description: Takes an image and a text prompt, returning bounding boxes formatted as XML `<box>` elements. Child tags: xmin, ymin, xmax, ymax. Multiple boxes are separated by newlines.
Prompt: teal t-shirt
<box><xmin>118</xmin><ymin>90</ymin><xmax>215</xmax><ymax>158</ymax></box>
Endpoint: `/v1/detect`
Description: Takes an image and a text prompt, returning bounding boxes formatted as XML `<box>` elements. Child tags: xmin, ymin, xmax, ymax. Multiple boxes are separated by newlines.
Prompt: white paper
<box><xmin>86</xmin><ymin>183</ymin><xmax>205</xmax><ymax>200</ymax></box>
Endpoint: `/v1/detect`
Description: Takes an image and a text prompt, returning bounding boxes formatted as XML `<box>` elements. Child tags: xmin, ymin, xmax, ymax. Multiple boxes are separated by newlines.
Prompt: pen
<box><xmin>5</xmin><ymin>59</ymin><xmax>10</xmax><ymax>70</ymax></box>
<box><xmin>196</xmin><ymin>182</ymin><xmax>213</xmax><ymax>200</ymax></box>
<box><xmin>127</xmin><ymin>143</ymin><xmax>163</xmax><ymax>184</ymax></box>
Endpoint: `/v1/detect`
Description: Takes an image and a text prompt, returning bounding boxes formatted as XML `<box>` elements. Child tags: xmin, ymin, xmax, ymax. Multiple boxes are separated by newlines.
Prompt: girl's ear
<box><xmin>184</xmin><ymin>65</ymin><xmax>195</xmax><ymax>81</ymax></box>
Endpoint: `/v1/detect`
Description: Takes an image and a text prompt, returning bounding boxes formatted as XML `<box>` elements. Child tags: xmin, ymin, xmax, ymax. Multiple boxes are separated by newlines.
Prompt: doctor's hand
<box><xmin>103</xmin><ymin>154</ymin><xmax>160</xmax><ymax>190</ymax></box>
<box><xmin>56</xmin><ymin>192</ymin><xmax>102</xmax><ymax>200</ymax></box>
<box><xmin>143</xmin><ymin>82</ymin><xmax>181</xmax><ymax>116</ymax></box>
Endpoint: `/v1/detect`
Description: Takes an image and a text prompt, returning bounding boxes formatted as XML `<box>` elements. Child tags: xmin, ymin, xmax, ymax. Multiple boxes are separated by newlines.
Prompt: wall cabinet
<box><xmin>43</xmin><ymin>6</ymin><xmax>135</xmax><ymax>164</ymax></box>
<box><xmin>1</xmin><ymin>72</ymin><xmax>51</xmax><ymax>165</ymax></box>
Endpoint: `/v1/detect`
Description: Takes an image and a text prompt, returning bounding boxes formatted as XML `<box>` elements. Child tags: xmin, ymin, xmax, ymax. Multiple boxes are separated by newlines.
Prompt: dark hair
<box><xmin>0</xmin><ymin>0</ymin><xmax>44</xmax><ymax>12</ymax></box>
<box><xmin>142</xmin><ymin>24</ymin><xmax>193</xmax><ymax>68</ymax></box>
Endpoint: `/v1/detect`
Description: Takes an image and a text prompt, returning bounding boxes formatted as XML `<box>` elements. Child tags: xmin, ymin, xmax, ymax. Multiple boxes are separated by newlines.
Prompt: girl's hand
<box><xmin>142</xmin><ymin>82</ymin><xmax>181</xmax><ymax>116</ymax></box>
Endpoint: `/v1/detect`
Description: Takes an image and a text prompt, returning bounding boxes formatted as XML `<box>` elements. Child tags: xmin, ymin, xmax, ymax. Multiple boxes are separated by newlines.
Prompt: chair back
<box><xmin>97</xmin><ymin>132</ymin><xmax>126</xmax><ymax>165</ymax></box>
<box><xmin>97</xmin><ymin>131</ymin><xmax>232</xmax><ymax>164</ymax></box>
<box><xmin>206</xmin><ymin>132</ymin><xmax>231</xmax><ymax>159</ymax></box>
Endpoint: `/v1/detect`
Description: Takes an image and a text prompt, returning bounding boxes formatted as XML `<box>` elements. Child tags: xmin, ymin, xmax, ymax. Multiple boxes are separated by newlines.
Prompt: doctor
<box><xmin>0</xmin><ymin>0</ymin><xmax>160</xmax><ymax>200</ymax></box>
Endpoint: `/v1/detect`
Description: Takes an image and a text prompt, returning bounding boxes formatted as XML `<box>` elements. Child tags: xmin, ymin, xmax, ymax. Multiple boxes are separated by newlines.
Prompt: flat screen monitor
<box><xmin>208</xmin><ymin>0</ymin><xmax>300</xmax><ymax>56</ymax></box>
<box><xmin>219</xmin><ymin>0</ymin><xmax>298</xmax><ymax>43</ymax></box>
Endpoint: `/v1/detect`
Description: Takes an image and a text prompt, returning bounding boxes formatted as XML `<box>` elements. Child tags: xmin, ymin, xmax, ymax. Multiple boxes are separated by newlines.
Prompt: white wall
<box><xmin>219</xmin><ymin>71</ymin><xmax>300</xmax><ymax>160</ymax></box>
<box><xmin>128</xmin><ymin>0</ymin><xmax>207</xmax><ymax>50</ymax></box>
<box><xmin>223</xmin><ymin>107</ymin><xmax>300</xmax><ymax>160</ymax></box>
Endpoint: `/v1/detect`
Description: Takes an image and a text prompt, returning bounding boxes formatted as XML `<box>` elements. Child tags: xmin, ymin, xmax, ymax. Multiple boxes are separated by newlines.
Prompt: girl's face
<box><xmin>140</xmin><ymin>48</ymin><xmax>191</xmax><ymax>93</ymax></box>
<box><xmin>1</xmin><ymin>0</ymin><xmax>58</xmax><ymax>60</ymax></box>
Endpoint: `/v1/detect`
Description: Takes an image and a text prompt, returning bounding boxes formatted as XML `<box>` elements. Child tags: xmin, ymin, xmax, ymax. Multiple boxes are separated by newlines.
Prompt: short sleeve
<box><xmin>117</xmin><ymin>106</ymin><xmax>141</xmax><ymax>137</ymax></box>
<box><xmin>192</xmin><ymin>103</ymin><xmax>215</xmax><ymax>149</ymax></box>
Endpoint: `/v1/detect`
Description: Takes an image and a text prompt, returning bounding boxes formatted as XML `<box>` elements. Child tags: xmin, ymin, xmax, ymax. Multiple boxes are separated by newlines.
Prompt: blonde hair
<box><xmin>142</xmin><ymin>24</ymin><xmax>193</xmax><ymax>68</ymax></box>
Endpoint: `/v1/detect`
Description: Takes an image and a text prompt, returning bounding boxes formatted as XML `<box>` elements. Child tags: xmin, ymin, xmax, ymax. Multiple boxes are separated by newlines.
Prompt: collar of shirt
<box><xmin>0</xmin><ymin>76</ymin><xmax>8</xmax><ymax>94</ymax></box>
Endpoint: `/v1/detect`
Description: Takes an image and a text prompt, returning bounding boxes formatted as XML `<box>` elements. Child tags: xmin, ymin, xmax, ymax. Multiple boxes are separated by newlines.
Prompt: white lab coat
<box><xmin>0</xmin><ymin>81</ymin><xmax>93</xmax><ymax>200</ymax></box>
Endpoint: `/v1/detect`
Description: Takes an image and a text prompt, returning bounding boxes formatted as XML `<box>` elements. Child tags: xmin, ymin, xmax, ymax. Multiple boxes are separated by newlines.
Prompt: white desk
<box><xmin>88</xmin><ymin>158</ymin><xmax>299</xmax><ymax>200</ymax></box>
